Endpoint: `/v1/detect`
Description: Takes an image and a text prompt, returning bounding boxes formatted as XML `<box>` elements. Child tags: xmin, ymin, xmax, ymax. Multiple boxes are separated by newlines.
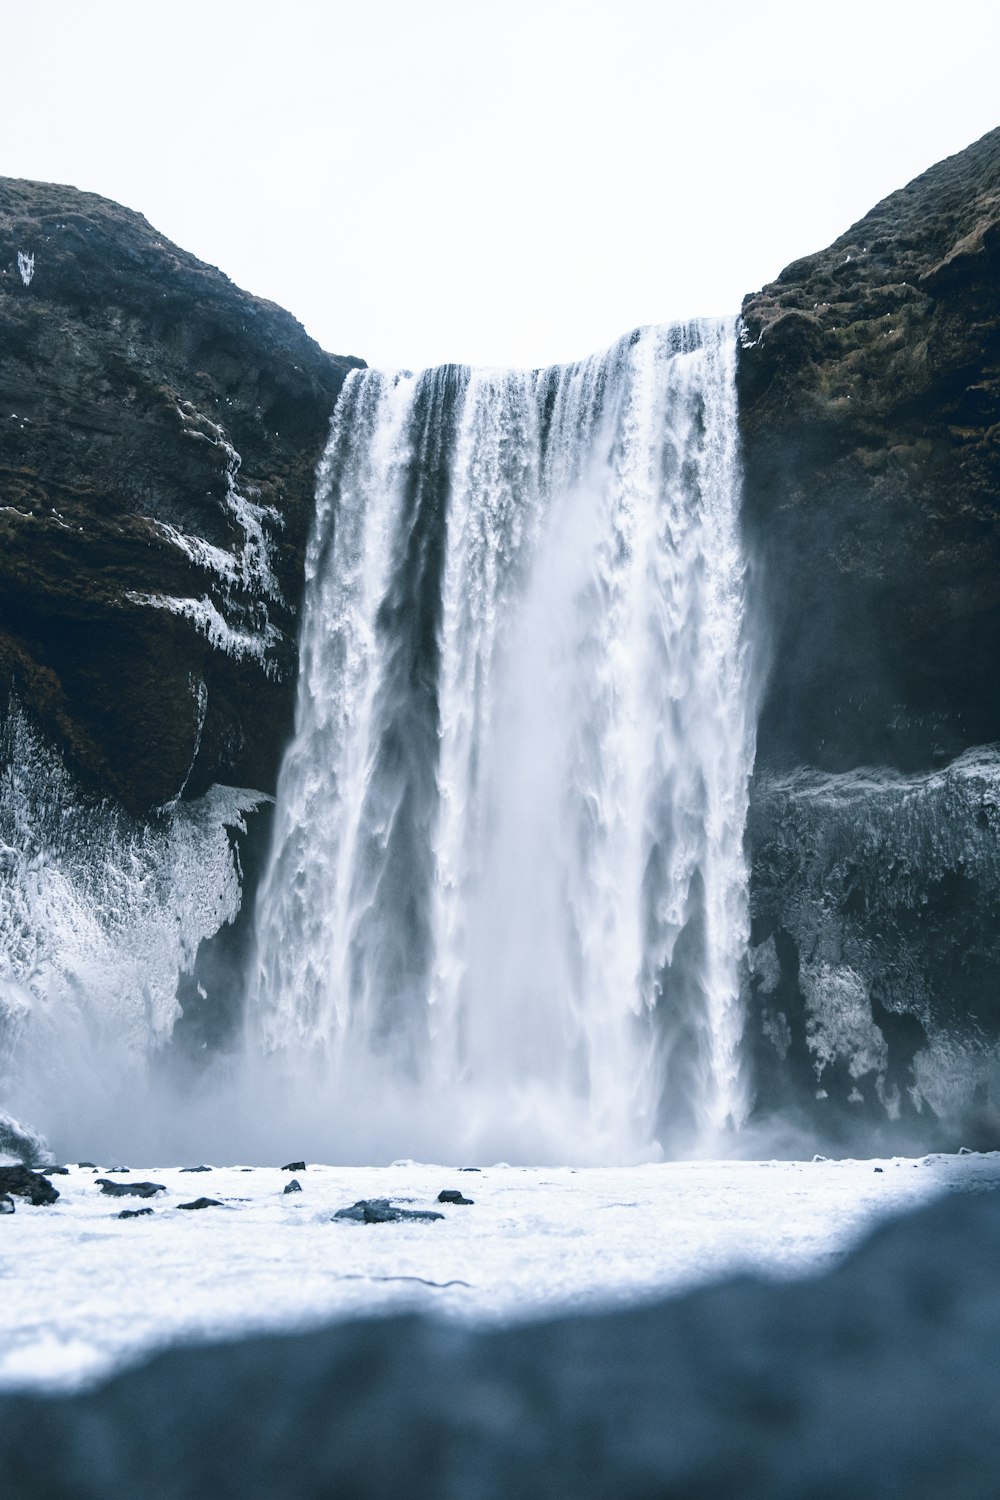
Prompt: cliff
<box><xmin>740</xmin><ymin>126</ymin><xmax>1000</xmax><ymax>772</ymax></box>
<box><xmin>739</xmin><ymin>127</ymin><xmax>1000</xmax><ymax>1148</ymax></box>
<box><xmin>0</xmin><ymin>178</ymin><xmax>361</xmax><ymax>811</ymax></box>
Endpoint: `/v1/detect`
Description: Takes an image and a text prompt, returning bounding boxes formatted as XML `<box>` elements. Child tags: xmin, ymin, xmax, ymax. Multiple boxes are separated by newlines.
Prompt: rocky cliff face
<box><xmin>740</xmin><ymin>126</ymin><xmax>1000</xmax><ymax>773</ymax></box>
<box><xmin>0</xmin><ymin>178</ymin><xmax>361</xmax><ymax>812</ymax></box>
<box><xmin>739</xmin><ymin>128</ymin><xmax>1000</xmax><ymax>1148</ymax></box>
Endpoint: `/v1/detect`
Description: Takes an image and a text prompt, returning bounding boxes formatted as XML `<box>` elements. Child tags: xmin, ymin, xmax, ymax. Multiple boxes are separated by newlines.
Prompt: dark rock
<box><xmin>436</xmin><ymin>1190</ymin><xmax>474</xmax><ymax>1205</ymax></box>
<box><xmin>180</xmin><ymin>1166</ymin><xmax>212</xmax><ymax>1173</ymax></box>
<box><xmin>459</xmin><ymin>1167</ymin><xmax>481</xmax><ymax>1173</ymax></box>
<box><xmin>117</xmin><ymin>1208</ymin><xmax>153</xmax><ymax>1220</ymax></box>
<box><xmin>744</xmin><ymin>750</ymin><xmax>1000</xmax><ymax>1148</ymax></box>
<box><xmin>96</xmin><ymin>1179</ymin><xmax>165</xmax><ymax>1199</ymax></box>
<box><xmin>333</xmin><ymin>1199</ymin><xmax>445</xmax><ymax>1224</ymax></box>
<box><xmin>283</xmin><ymin>1180</ymin><xmax>302</xmax><ymax>1195</ymax></box>
<box><xmin>39</xmin><ymin>1165</ymin><xmax>69</xmax><ymax>1175</ymax></box>
<box><xmin>0</xmin><ymin>176</ymin><xmax>362</xmax><ymax>814</ymax></box>
<box><xmin>739</xmin><ymin>128</ymin><xmax>1000</xmax><ymax>1142</ymax></box>
<box><xmin>281</xmin><ymin>1161</ymin><xmax>306</xmax><ymax>1172</ymax></box>
<box><xmin>0</xmin><ymin>1165</ymin><xmax>59</xmax><ymax>1205</ymax></box>
<box><xmin>108</xmin><ymin>1167</ymin><xmax>130</xmax><ymax>1174</ymax></box>
<box><xmin>2</xmin><ymin>1189</ymin><xmax>1000</xmax><ymax>1497</ymax></box>
<box><xmin>0</xmin><ymin>1194</ymin><xmax>13</xmax><ymax>1215</ymax></box>
<box><xmin>177</xmin><ymin>1198</ymin><xmax>222</xmax><ymax>1211</ymax></box>
<box><xmin>77</xmin><ymin>1161</ymin><xmax>97</xmax><ymax>1169</ymax></box>
<box><xmin>740</xmin><ymin>126</ymin><xmax>1000</xmax><ymax>774</ymax></box>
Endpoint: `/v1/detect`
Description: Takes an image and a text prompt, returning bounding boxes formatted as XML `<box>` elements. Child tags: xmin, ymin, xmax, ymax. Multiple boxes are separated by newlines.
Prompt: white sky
<box><xmin>3</xmin><ymin>0</ymin><xmax>998</xmax><ymax>370</ymax></box>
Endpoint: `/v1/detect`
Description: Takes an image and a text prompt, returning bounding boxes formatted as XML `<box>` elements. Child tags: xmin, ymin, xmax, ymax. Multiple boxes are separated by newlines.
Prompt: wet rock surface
<box><xmin>1</xmin><ymin>1187</ymin><xmax>999</xmax><ymax>1498</ymax></box>
<box><xmin>0</xmin><ymin>177</ymin><xmax>361</xmax><ymax>812</ymax></box>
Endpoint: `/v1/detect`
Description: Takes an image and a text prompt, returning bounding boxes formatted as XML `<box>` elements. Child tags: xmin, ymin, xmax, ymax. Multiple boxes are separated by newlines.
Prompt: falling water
<box><xmin>250</xmin><ymin>320</ymin><xmax>755</xmax><ymax>1163</ymax></box>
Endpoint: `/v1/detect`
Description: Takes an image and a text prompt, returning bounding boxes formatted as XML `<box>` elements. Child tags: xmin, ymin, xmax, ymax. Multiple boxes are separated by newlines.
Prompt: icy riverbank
<box><xmin>3</xmin><ymin>1153</ymin><xmax>998</xmax><ymax>1392</ymax></box>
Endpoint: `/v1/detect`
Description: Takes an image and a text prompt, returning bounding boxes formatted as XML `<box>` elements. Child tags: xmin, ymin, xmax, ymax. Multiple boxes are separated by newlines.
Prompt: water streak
<box><xmin>251</xmin><ymin>321</ymin><xmax>756</xmax><ymax>1162</ymax></box>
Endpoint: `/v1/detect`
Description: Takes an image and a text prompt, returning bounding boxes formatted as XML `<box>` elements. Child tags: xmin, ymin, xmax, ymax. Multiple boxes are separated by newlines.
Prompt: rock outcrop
<box><xmin>740</xmin><ymin>126</ymin><xmax>1000</xmax><ymax>773</ymax></box>
<box><xmin>0</xmin><ymin>178</ymin><xmax>361</xmax><ymax>812</ymax></box>
<box><xmin>740</xmin><ymin>127</ymin><xmax>1000</xmax><ymax>1144</ymax></box>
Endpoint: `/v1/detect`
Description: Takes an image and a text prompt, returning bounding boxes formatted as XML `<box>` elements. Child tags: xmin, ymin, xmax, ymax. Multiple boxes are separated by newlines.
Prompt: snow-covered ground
<box><xmin>3</xmin><ymin>1153</ymin><xmax>998</xmax><ymax>1392</ymax></box>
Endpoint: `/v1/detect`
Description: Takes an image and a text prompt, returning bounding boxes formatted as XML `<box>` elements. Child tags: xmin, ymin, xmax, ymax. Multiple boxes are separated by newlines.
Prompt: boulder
<box><xmin>96</xmin><ymin>1179</ymin><xmax>165</xmax><ymax>1199</ymax></box>
<box><xmin>0</xmin><ymin>1165</ymin><xmax>59</xmax><ymax>1204</ymax></box>
<box><xmin>333</xmin><ymin>1199</ymin><xmax>445</xmax><ymax>1224</ymax></box>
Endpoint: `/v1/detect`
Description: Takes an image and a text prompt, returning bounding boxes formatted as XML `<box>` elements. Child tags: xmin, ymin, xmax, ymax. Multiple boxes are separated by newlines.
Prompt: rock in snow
<box><xmin>333</xmin><ymin>1199</ymin><xmax>445</xmax><ymax>1224</ymax></box>
<box><xmin>0</xmin><ymin>1194</ymin><xmax>14</xmax><ymax>1215</ymax></box>
<box><xmin>96</xmin><ymin>1180</ymin><xmax>165</xmax><ymax>1199</ymax></box>
<box><xmin>177</xmin><ymin>1198</ymin><xmax>223</xmax><ymax>1211</ymax></box>
<box><xmin>0</xmin><ymin>1166</ymin><xmax>59</xmax><ymax>1205</ymax></box>
<box><xmin>283</xmin><ymin>1179</ymin><xmax>302</xmax><ymax>1195</ymax></box>
<box><xmin>2</xmin><ymin>1189</ymin><xmax>1000</xmax><ymax>1497</ymax></box>
<box><xmin>437</xmin><ymin>1190</ymin><xmax>474</xmax><ymax>1205</ymax></box>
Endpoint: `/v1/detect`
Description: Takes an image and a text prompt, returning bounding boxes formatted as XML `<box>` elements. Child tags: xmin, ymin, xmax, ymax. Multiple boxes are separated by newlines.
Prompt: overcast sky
<box><xmin>3</xmin><ymin>1</ymin><xmax>998</xmax><ymax>370</ymax></box>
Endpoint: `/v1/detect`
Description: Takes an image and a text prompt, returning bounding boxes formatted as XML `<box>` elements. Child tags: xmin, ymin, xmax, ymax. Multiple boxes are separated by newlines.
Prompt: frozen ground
<box><xmin>3</xmin><ymin>1153</ymin><xmax>999</xmax><ymax>1392</ymax></box>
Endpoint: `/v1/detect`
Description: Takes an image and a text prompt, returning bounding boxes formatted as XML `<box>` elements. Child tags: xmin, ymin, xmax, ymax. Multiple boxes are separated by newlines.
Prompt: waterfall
<box><xmin>250</xmin><ymin>320</ymin><xmax>755</xmax><ymax>1163</ymax></box>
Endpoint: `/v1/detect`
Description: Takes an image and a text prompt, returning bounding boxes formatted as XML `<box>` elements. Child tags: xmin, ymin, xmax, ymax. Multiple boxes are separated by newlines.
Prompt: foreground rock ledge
<box><xmin>1</xmin><ymin>1188</ymin><xmax>998</xmax><ymax>1498</ymax></box>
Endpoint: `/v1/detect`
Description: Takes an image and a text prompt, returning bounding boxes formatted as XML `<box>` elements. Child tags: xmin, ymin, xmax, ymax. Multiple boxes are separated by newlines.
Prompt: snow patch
<box><xmin>125</xmin><ymin>591</ymin><xmax>282</xmax><ymax>676</ymax></box>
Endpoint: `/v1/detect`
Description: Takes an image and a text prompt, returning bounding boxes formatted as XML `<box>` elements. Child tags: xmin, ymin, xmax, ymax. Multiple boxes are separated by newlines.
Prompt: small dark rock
<box><xmin>459</xmin><ymin>1167</ymin><xmax>482</xmax><ymax>1173</ymax></box>
<box><xmin>178</xmin><ymin>1198</ymin><xmax>222</xmax><ymax>1211</ymax></box>
<box><xmin>283</xmin><ymin>1180</ymin><xmax>302</xmax><ymax>1195</ymax></box>
<box><xmin>77</xmin><ymin>1162</ymin><xmax>97</xmax><ymax>1169</ymax></box>
<box><xmin>180</xmin><ymin>1166</ymin><xmax>212</xmax><ymax>1173</ymax></box>
<box><xmin>109</xmin><ymin>1167</ymin><xmax>130</xmax><ymax>1174</ymax></box>
<box><xmin>874</xmin><ymin>1167</ymin><xmax>884</xmax><ymax>1173</ymax></box>
<box><xmin>117</xmin><ymin>1208</ymin><xmax>154</xmax><ymax>1220</ymax></box>
<box><xmin>96</xmin><ymin>1179</ymin><xmax>165</xmax><ymax>1199</ymax></box>
<box><xmin>0</xmin><ymin>1194</ymin><xmax>14</xmax><ymax>1215</ymax></box>
<box><xmin>0</xmin><ymin>1166</ymin><xmax>60</xmax><ymax>1205</ymax></box>
<box><xmin>437</xmin><ymin>1190</ymin><xmax>474</xmax><ymax>1205</ymax></box>
<box><xmin>333</xmin><ymin>1198</ymin><xmax>444</xmax><ymax>1224</ymax></box>
<box><xmin>40</xmin><ymin>1165</ymin><xmax>70</xmax><ymax>1176</ymax></box>
<box><xmin>282</xmin><ymin>1161</ymin><xmax>306</xmax><ymax>1172</ymax></box>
